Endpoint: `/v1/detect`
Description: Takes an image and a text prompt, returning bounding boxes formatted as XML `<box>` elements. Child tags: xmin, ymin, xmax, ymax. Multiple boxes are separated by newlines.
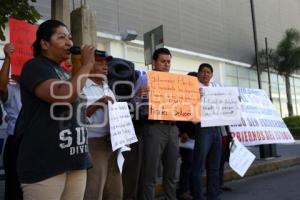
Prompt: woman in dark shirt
<box><xmin>16</xmin><ymin>19</ymin><xmax>94</xmax><ymax>200</ymax></box>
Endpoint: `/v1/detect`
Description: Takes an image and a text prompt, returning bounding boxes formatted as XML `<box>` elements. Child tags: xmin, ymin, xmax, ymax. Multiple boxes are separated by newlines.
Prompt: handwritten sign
<box><xmin>229</xmin><ymin>88</ymin><xmax>295</xmax><ymax>146</ymax></box>
<box><xmin>201</xmin><ymin>87</ymin><xmax>241</xmax><ymax>127</ymax></box>
<box><xmin>109</xmin><ymin>102</ymin><xmax>138</xmax><ymax>151</ymax></box>
<box><xmin>9</xmin><ymin>18</ymin><xmax>37</xmax><ymax>75</ymax></box>
<box><xmin>229</xmin><ymin>137</ymin><xmax>256</xmax><ymax>177</ymax></box>
<box><xmin>147</xmin><ymin>71</ymin><xmax>200</xmax><ymax>121</ymax></box>
<box><xmin>117</xmin><ymin>146</ymin><xmax>131</xmax><ymax>173</ymax></box>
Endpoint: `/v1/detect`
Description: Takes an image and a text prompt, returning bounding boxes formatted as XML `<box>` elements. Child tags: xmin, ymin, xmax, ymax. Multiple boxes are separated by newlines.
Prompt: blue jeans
<box><xmin>178</xmin><ymin>147</ymin><xmax>194</xmax><ymax>194</ymax></box>
<box><xmin>192</xmin><ymin>126</ymin><xmax>222</xmax><ymax>200</ymax></box>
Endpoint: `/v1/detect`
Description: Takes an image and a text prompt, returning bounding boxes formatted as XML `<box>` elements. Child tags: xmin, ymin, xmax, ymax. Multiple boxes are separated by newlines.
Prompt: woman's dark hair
<box><xmin>198</xmin><ymin>63</ymin><xmax>213</xmax><ymax>73</ymax></box>
<box><xmin>33</xmin><ymin>19</ymin><xmax>67</xmax><ymax>57</ymax></box>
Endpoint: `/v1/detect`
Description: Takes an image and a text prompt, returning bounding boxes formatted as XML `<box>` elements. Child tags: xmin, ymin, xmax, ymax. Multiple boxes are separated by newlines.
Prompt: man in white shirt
<box><xmin>83</xmin><ymin>55</ymin><xmax>123</xmax><ymax>200</ymax></box>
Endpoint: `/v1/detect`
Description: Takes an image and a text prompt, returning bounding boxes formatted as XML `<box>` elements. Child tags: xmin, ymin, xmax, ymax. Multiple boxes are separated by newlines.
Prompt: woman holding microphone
<box><xmin>16</xmin><ymin>19</ymin><xmax>94</xmax><ymax>200</ymax></box>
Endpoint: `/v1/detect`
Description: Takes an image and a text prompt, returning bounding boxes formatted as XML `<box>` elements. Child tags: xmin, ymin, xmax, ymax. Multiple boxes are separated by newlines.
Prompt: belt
<box><xmin>148</xmin><ymin>120</ymin><xmax>176</xmax><ymax>126</ymax></box>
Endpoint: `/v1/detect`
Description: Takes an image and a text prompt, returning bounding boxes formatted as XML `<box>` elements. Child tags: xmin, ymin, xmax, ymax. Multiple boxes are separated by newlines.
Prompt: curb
<box><xmin>155</xmin><ymin>156</ymin><xmax>300</xmax><ymax>197</ymax></box>
<box><xmin>223</xmin><ymin>156</ymin><xmax>300</xmax><ymax>182</ymax></box>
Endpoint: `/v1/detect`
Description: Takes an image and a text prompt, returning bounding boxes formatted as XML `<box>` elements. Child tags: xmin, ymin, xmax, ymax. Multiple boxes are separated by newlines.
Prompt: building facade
<box><xmin>1</xmin><ymin>0</ymin><xmax>300</xmax><ymax>117</ymax></box>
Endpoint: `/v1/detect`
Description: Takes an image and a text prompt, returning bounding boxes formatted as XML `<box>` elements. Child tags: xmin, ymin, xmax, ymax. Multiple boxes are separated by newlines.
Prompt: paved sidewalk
<box><xmin>0</xmin><ymin>142</ymin><xmax>299</xmax><ymax>200</ymax></box>
<box><xmin>155</xmin><ymin>142</ymin><xmax>300</xmax><ymax>197</ymax></box>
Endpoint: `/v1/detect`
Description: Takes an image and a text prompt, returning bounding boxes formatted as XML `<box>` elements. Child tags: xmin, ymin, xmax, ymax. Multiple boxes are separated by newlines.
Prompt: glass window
<box><xmin>295</xmin><ymin>86</ymin><xmax>300</xmax><ymax>95</ymax></box>
<box><xmin>262</xmin><ymin>82</ymin><xmax>270</xmax><ymax>96</ymax></box>
<box><xmin>225</xmin><ymin>64</ymin><xmax>237</xmax><ymax>76</ymax></box>
<box><xmin>272</xmin><ymin>99</ymin><xmax>282</xmax><ymax>117</ymax></box>
<box><xmin>270</xmin><ymin>84</ymin><xmax>279</xmax><ymax>98</ymax></box>
<box><xmin>280</xmin><ymin>99</ymin><xmax>288</xmax><ymax>117</ymax></box>
<box><xmin>294</xmin><ymin>78</ymin><xmax>300</xmax><ymax>86</ymax></box>
<box><xmin>238</xmin><ymin>78</ymin><xmax>250</xmax><ymax>87</ymax></box>
<box><xmin>278</xmin><ymin>75</ymin><xmax>285</xmax><ymax>85</ymax></box>
<box><xmin>279</xmin><ymin>88</ymin><xmax>287</xmax><ymax>100</ymax></box>
<box><xmin>249</xmin><ymin>70</ymin><xmax>258</xmax><ymax>81</ymax></box>
<box><xmin>290</xmin><ymin>77</ymin><xmax>295</xmax><ymax>87</ymax></box>
<box><xmin>261</xmin><ymin>72</ymin><xmax>269</xmax><ymax>81</ymax></box>
<box><xmin>292</xmin><ymin>98</ymin><xmax>298</xmax><ymax>115</ymax></box>
<box><xmin>225</xmin><ymin>76</ymin><xmax>238</xmax><ymax>86</ymax></box>
<box><xmin>238</xmin><ymin>67</ymin><xmax>249</xmax><ymax>79</ymax></box>
<box><xmin>250</xmin><ymin>80</ymin><xmax>259</xmax><ymax>89</ymax></box>
<box><xmin>126</xmin><ymin>46</ymin><xmax>145</xmax><ymax>67</ymax></box>
<box><xmin>270</xmin><ymin>73</ymin><xmax>278</xmax><ymax>84</ymax></box>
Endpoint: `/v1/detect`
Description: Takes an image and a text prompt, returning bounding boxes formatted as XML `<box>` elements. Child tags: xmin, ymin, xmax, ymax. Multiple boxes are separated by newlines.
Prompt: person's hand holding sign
<box><xmin>4</xmin><ymin>43</ymin><xmax>15</xmax><ymax>60</ymax></box>
<box><xmin>136</xmin><ymin>86</ymin><xmax>149</xmax><ymax>99</ymax></box>
<box><xmin>86</xmin><ymin>96</ymin><xmax>114</xmax><ymax>117</ymax></box>
<box><xmin>180</xmin><ymin>133</ymin><xmax>190</xmax><ymax>143</ymax></box>
<box><xmin>97</xmin><ymin>95</ymin><xmax>114</xmax><ymax>104</ymax></box>
<box><xmin>199</xmin><ymin>88</ymin><xmax>204</xmax><ymax>99</ymax></box>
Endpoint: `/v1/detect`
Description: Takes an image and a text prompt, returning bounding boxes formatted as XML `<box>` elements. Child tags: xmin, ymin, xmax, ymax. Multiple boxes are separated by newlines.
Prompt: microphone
<box><xmin>69</xmin><ymin>46</ymin><xmax>113</xmax><ymax>61</ymax></box>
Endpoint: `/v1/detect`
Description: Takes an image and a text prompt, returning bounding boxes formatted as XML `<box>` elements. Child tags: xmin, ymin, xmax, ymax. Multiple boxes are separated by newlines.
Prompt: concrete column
<box><xmin>70</xmin><ymin>4</ymin><xmax>97</xmax><ymax>46</ymax></box>
<box><xmin>51</xmin><ymin>0</ymin><xmax>70</xmax><ymax>28</ymax></box>
<box><xmin>217</xmin><ymin>62</ymin><xmax>226</xmax><ymax>85</ymax></box>
<box><xmin>104</xmin><ymin>41</ymin><xmax>125</xmax><ymax>58</ymax></box>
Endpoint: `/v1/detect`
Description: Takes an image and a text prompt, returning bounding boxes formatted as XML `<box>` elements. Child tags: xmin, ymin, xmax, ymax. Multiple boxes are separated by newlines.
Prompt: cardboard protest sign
<box><xmin>229</xmin><ymin>88</ymin><xmax>295</xmax><ymax>146</ymax></box>
<box><xmin>201</xmin><ymin>87</ymin><xmax>241</xmax><ymax>127</ymax></box>
<box><xmin>9</xmin><ymin>18</ymin><xmax>37</xmax><ymax>75</ymax></box>
<box><xmin>147</xmin><ymin>71</ymin><xmax>200</xmax><ymax>121</ymax></box>
<box><xmin>109</xmin><ymin>102</ymin><xmax>137</xmax><ymax>151</ymax></box>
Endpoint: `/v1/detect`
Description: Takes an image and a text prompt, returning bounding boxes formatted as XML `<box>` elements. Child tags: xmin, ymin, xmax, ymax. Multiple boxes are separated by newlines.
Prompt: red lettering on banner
<box><xmin>283</xmin><ymin>132</ymin><xmax>290</xmax><ymax>140</ymax></box>
<box><xmin>234</xmin><ymin>131</ymin><xmax>245</xmax><ymax>143</ymax></box>
<box><xmin>257</xmin><ymin>131</ymin><xmax>263</xmax><ymax>140</ymax></box>
<box><xmin>9</xmin><ymin>18</ymin><xmax>37</xmax><ymax>75</ymax></box>
<box><xmin>255</xmin><ymin>131</ymin><xmax>260</xmax><ymax>140</ymax></box>
<box><xmin>243</xmin><ymin>132</ymin><xmax>247</xmax><ymax>142</ymax></box>
<box><xmin>251</xmin><ymin>131</ymin><xmax>257</xmax><ymax>141</ymax></box>
<box><xmin>247</xmin><ymin>132</ymin><xmax>251</xmax><ymax>140</ymax></box>
<box><xmin>230</xmin><ymin>132</ymin><xmax>236</xmax><ymax>138</ymax></box>
<box><xmin>264</xmin><ymin>131</ymin><xmax>275</xmax><ymax>141</ymax></box>
<box><xmin>229</xmin><ymin>129</ymin><xmax>293</xmax><ymax>144</ymax></box>
<box><xmin>261</xmin><ymin>131</ymin><xmax>265</xmax><ymax>140</ymax></box>
<box><xmin>271</xmin><ymin>132</ymin><xmax>275</xmax><ymax>140</ymax></box>
<box><xmin>264</xmin><ymin>131</ymin><xmax>270</xmax><ymax>140</ymax></box>
<box><xmin>276</xmin><ymin>132</ymin><xmax>280</xmax><ymax>140</ymax></box>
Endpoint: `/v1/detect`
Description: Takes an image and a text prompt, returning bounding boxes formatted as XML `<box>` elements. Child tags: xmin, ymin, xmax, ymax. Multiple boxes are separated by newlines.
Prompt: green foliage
<box><xmin>258</xmin><ymin>28</ymin><xmax>300</xmax><ymax>75</ymax></box>
<box><xmin>258</xmin><ymin>28</ymin><xmax>300</xmax><ymax>116</ymax></box>
<box><xmin>283</xmin><ymin>116</ymin><xmax>300</xmax><ymax>137</ymax></box>
<box><xmin>0</xmin><ymin>0</ymin><xmax>41</xmax><ymax>41</ymax></box>
<box><xmin>258</xmin><ymin>48</ymin><xmax>277</xmax><ymax>71</ymax></box>
<box><xmin>276</xmin><ymin>28</ymin><xmax>300</xmax><ymax>76</ymax></box>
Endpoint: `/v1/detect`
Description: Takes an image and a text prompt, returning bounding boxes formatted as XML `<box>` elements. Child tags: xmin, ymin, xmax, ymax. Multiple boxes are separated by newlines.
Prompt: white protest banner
<box><xmin>201</xmin><ymin>87</ymin><xmax>241</xmax><ymax>127</ymax></box>
<box><xmin>109</xmin><ymin>102</ymin><xmax>138</xmax><ymax>151</ymax></box>
<box><xmin>229</xmin><ymin>137</ymin><xmax>256</xmax><ymax>177</ymax></box>
<box><xmin>229</xmin><ymin>88</ymin><xmax>295</xmax><ymax>146</ymax></box>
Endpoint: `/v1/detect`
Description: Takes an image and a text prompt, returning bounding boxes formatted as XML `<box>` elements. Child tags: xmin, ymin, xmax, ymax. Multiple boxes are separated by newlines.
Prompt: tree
<box><xmin>260</xmin><ymin>28</ymin><xmax>300</xmax><ymax>116</ymax></box>
<box><xmin>275</xmin><ymin>28</ymin><xmax>300</xmax><ymax>116</ymax></box>
<box><xmin>258</xmin><ymin>48</ymin><xmax>277</xmax><ymax>71</ymax></box>
<box><xmin>0</xmin><ymin>0</ymin><xmax>41</xmax><ymax>41</ymax></box>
